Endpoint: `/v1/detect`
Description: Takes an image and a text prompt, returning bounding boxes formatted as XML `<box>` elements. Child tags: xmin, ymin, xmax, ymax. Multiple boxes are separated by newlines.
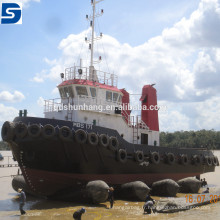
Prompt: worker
<box><xmin>108</xmin><ymin>187</ymin><xmax>114</xmax><ymax>209</ymax></box>
<box><xmin>143</xmin><ymin>193</ymin><xmax>155</xmax><ymax>214</ymax></box>
<box><xmin>17</xmin><ymin>188</ymin><xmax>26</xmax><ymax>215</ymax></box>
<box><xmin>73</xmin><ymin>208</ymin><xmax>86</xmax><ymax>220</ymax></box>
<box><xmin>202</xmin><ymin>187</ymin><xmax>209</xmax><ymax>193</ymax></box>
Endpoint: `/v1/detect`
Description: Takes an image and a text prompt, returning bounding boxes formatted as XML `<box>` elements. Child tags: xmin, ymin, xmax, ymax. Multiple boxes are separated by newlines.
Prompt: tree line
<box><xmin>160</xmin><ymin>130</ymin><xmax>220</xmax><ymax>149</ymax></box>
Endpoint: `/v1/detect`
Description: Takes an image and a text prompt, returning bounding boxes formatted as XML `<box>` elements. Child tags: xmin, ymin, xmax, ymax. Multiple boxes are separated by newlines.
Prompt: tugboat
<box><xmin>1</xmin><ymin>0</ymin><xmax>219</xmax><ymax>197</ymax></box>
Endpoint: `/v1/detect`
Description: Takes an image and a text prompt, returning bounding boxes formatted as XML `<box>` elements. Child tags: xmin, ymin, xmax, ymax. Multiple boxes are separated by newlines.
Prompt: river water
<box><xmin>0</xmin><ymin>150</ymin><xmax>220</xmax><ymax>220</ymax></box>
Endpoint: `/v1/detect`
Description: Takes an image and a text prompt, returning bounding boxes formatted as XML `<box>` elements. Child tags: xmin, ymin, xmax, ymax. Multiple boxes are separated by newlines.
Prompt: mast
<box><xmin>86</xmin><ymin>0</ymin><xmax>104</xmax><ymax>76</ymax></box>
<box><xmin>90</xmin><ymin>0</ymin><xmax>95</xmax><ymax>67</ymax></box>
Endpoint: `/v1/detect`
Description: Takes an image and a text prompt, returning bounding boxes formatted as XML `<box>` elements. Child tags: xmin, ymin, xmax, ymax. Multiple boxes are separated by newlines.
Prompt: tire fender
<box><xmin>28</xmin><ymin>124</ymin><xmax>41</xmax><ymax>138</ymax></box>
<box><xmin>117</xmin><ymin>149</ymin><xmax>127</xmax><ymax>163</ymax></box>
<box><xmin>87</xmin><ymin>132</ymin><xmax>99</xmax><ymax>146</ymax></box>
<box><xmin>59</xmin><ymin>126</ymin><xmax>73</xmax><ymax>141</ymax></box>
<box><xmin>15</xmin><ymin>122</ymin><xmax>28</xmax><ymax>139</ymax></box>
<box><xmin>42</xmin><ymin>124</ymin><xmax>55</xmax><ymax>139</ymax></box>
<box><xmin>99</xmin><ymin>134</ymin><xmax>109</xmax><ymax>148</ymax></box>
<box><xmin>75</xmin><ymin>129</ymin><xmax>87</xmax><ymax>144</ymax></box>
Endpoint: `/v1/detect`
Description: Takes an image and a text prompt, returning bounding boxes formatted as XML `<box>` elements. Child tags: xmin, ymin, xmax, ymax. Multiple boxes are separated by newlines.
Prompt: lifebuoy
<box><xmin>205</xmin><ymin>156</ymin><xmax>212</xmax><ymax>166</ymax></box>
<box><xmin>192</xmin><ymin>155</ymin><xmax>201</xmax><ymax>165</ymax></box>
<box><xmin>180</xmin><ymin>154</ymin><xmax>188</xmax><ymax>165</ymax></box>
<box><xmin>42</xmin><ymin>124</ymin><xmax>55</xmax><ymax>139</ymax></box>
<box><xmin>87</xmin><ymin>132</ymin><xmax>99</xmax><ymax>146</ymax></box>
<box><xmin>135</xmin><ymin>151</ymin><xmax>144</xmax><ymax>163</ymax></box>
<box><xmin>1</xmin><ymin>121</ymin><xmax>14</xmax><ymax>141</ymax></box>
<box><xmin>166</xmin><ymin>153</ymin><xmax>175</xmax><ymax>165</ymax></box>
<box><xmin>108</xmin><ymin>136</ymin><xmax>119</xmax><ymax>151</ymax></box>
<box><xmin>150</xmin><ymin>152</ymin><xmax>160</xmax><ymax>164</ymax></box>
<box><xmin>99</xmin><ymin>134</ymin><xmax>109</xmax><ymax>148</ymax></box>
<box><xmin>117</xmin><ymin>149</ymin><xmax>127</xmax><ymax>163</ymax></box>
<box><xmin>14</xmin><ymin>122</ymin><xmax>28</xmax><ymax>139</ymax></box>
<box><xmin>213</xmin><ymin>156</ymin><xmax>219</xmax><ymax>166</ymax></box>
<box><xmin>28</xmin><ymin>124</ymin><xmax>41</xmax><ymax>138</ymax></box>
<box><xmin>75</xmin><ymin>129</ymin><xmax>87</xmax><ymax>144</ymax></box>
<box><xmin>59</xmin><ymin>126</ymin><xmax>73</xmax><ymax>141</ymax></box>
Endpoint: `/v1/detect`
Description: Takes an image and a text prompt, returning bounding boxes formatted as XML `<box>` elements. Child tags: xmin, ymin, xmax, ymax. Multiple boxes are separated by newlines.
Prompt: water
<box><xmin>0</xmin><ymin>150</ymin><xmax>220</xmax><ymax>220</ymax></box>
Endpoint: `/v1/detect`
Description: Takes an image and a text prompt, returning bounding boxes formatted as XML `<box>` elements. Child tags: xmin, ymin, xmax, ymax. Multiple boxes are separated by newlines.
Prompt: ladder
<box><xmin>132</xmin><ymin>116</ymin><xmax>139</xmax><ymax>144</ymax></box>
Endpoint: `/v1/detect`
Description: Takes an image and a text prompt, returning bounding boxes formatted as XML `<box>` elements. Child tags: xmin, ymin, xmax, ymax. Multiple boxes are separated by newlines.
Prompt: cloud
<box><xmin>31</xmin><ymin>0</ymin><xmax>220</xmax><ymax>131</ymax></box>
<box><xmin>162</xmin><ymin>0</ymin><xmax>220</xmax><ymax>48</ymax></box>
<box><xmin>0</xmin><ymin>104</ymin><xmax>19</xmax><ymax>138</ymax></box>
<box><xmin>51</xmin><ymin>88</ymin><xmax>59</xmax><ymax>95</ymax></box>
<box><xmin>0</xmin><ymin>90</ymin><xmax>25</xmax><ymax>103</ymax></box>
<box><xmin>0</xmin><ymin>104</ymin><xmax>18</xmax><ymax>122</ymax></box>
<box><xmin>32</xmin><ymin>76</ymin><xmax>44</xmax><ymax>83</ymax></box>
<box><xmin>37</xmin><ymin>97</ymin><xmax>44</xmax><ymax>107</ymax></box>
<box><xmin>1</xmin><ymin>0</ymin><xmax>40</xmax><ymax>8</ymax></box>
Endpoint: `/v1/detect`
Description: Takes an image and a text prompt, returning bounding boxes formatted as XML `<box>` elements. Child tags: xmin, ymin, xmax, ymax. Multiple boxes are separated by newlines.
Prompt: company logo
<box><xmin>0</xmin><ymin>3</ymin><xmax>22</xmax><ymax>24</ymax></box>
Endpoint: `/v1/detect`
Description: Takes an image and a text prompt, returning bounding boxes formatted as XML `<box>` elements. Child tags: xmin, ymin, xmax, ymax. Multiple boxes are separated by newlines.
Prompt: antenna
<box><xmin>86</xmin><ymin>0</ymin><xmax>104</xmax><ymax>70</ymax></box>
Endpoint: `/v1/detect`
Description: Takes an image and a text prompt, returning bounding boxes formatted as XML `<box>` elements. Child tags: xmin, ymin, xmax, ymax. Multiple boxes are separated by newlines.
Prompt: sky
<box><xmin>0</xmin><ymin>0</ymin><xmax>220</xmax><ymax>135</ymax></box>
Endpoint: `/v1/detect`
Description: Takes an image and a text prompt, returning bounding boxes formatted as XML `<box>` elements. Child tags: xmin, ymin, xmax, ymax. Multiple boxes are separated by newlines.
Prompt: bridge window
<box><xmin>63</xmin><ymin>87</ymin><xmax>74</xmax><ymax>98</ymax></box>
<box><xmin>59</xmin><ymin>88</ymin><xmax>65</xmax><ymax>98</ymax></box>
<box><xmin>113</xmin><ymin>93</ymin><xmax>118</xmax><ymax>102</ymax></box>
<box><xmin>106</xmin><ymin>91</ymin><xmax>112</xmax><ymax>102</ymax></box>
<box><xmin>90</xmin><ymin>87</ymin><xmax>96</xmax><ymax>98</ymax></box>
<box><xmin>76</xmin><ymin>86</ymin><xmax>88</xmax><ymax>96</ymax></box>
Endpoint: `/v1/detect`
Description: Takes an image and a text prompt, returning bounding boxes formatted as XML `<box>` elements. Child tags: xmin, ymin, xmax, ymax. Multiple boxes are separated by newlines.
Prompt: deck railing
<box><xmin>64</xmin><ymin>66</ymin><xmax>118</xmax><ymax>87</ymax></box>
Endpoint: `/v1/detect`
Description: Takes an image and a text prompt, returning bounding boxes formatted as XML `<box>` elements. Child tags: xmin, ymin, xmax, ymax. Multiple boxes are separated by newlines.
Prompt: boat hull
<box><xmin>4</xmin><ymin>116</ymin><xmax>217</xmax><ymax>197</ymax></box>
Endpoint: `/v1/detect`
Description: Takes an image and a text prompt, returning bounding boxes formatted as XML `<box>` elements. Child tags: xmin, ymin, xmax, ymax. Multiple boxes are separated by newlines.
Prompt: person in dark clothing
<box><xmin>18</xmin><ymin>188</ymin><xmax>26</xmax><ymax>215</ymax></box>
<box><xmin>143</xmin><ymin>193</ymin><xmax>155</xmax><ymax>214</ymax></box>
<box><xmin>108</xmin><ymin>187</ymin><xmax>114</xmax><ymax>209</ymax></box>
<box><xmin>73</xmin><ymin>208</ymin><xmax>86</xmax><ymax>220</ymax></box>
<box><xmin>145</xmin><ymin>194</ymin><xmax>154</xmax><ymax>202</ymax></box>
<box><xmin>201</xmin><ymin>178</ymin><xmax>207</xmax><ymax>187</ymax></box>
<box><xmin>202</xmin><ymin>187</ymin><xmax>209</xmax><ymax>193</ymax></box>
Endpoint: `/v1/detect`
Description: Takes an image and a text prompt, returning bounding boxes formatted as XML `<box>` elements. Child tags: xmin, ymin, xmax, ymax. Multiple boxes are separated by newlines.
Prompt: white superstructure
<box><xmin>44</xmin><ymin>0</ymin><xmax>160</xmax><ymax>146</ymax></box>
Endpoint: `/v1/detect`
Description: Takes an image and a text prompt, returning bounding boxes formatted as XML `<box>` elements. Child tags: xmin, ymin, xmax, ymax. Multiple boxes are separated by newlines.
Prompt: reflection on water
<box><xmin>1</xmin><ymin>151</ymin><xmax>220</xmax><ymax>220</ymax></box>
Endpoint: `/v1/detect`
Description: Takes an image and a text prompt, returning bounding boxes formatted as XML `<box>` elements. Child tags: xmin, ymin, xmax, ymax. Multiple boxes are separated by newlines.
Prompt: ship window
<box><xmin>59</xmin><ymin>88</ymin><xmax>66</xmax><ymax>98</ymax></box>
<box><xmin>76</xmin><ymin>86</ymin><xmax>88</xmax><ymax>96</ymax></box>
<box><xmin>64</xmin><ymin>87</ymin><xmax>74</xmax><ymax>98</ymax></box>
<box><xmin>90</xmin><ymin>87</ymin><xmax>96</xmax><ymax>98</ymax></box>
<box><xmin>106</xmin><ymin>91</ymin><xmax>112</xmax><ymax>102</ymax></box>
<box><xmin>68</xmin><ymin>87</ymin><xmax>74</xmax><ymax>97</ymax></box>
<box><xmin>113</xmin><ymin>93</ymin><xmax>118</xmax><ymax>102</ymax></box>
<box><xmin>118</xmin><ymin>95</ymin><xmax>122</xmax><ymax>103</ymax></box>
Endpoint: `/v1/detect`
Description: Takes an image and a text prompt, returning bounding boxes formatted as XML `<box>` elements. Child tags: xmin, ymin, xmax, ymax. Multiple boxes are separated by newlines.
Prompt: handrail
<box><xmin>121</xmin><ymin>109</ymin><xmax>149</xmax><ymax>130</ymax></box>
<box><xmin>64</xmin><ymin>66</ymin><xmax>118</xmax><ymax>87</ymax></box>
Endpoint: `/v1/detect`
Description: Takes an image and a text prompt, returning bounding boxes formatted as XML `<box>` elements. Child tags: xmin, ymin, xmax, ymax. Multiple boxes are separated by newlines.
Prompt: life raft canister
<box><xmin>87</xmin><ymin>132</ymin><xmax>99</xmax><ymax>146</ymax></box>
<box><xmin>75</xmin><ymin>129</ymin><xmax>87</xmax><ymax>144</ymax></box>
<box><xmin>14</xmin><ymin>122</ymin><xmax>28</xmax><ymax>139</ymax></box>
<box><xmin>28</xmin><ymin>124</ymin><xmax>41</xmax><ymax>138</ymax></box>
